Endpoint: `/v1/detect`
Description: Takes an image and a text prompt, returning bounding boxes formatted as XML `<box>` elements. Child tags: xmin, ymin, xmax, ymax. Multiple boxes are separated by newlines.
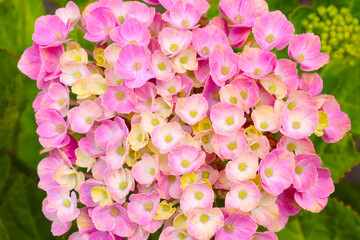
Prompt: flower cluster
<box><xmin>302</xmin><ymin>5</ymin><xmax>360</xmax><ymax>64</ymax></box>
<box><xmin>18</xmin><ymin>0</ymin><xmax>351</xmax><ymax>239</ymax></box>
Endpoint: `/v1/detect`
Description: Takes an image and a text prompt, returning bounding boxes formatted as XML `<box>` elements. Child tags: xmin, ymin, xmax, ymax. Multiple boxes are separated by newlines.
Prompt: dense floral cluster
<box><xmin>302</xmin><ymin>5</ymin><xmax>360</xmax><ymax>63</ymax></box>
<box><xmin>17</xmin><ymin>0</ymin><xmax>351</xmax><ymax>239</ymax></box>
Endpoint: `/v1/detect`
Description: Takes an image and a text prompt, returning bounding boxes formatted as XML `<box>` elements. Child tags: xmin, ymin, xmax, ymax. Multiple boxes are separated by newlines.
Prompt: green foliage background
<box><xmin>0</xmin><ymin>0</ymin><xmax>359</xmax><ymax>239</ymax></box>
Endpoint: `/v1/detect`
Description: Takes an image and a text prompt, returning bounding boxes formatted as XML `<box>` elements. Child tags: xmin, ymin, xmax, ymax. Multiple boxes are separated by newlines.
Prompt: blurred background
<box><xmin>0</xmin><ymin>0</ymin><xmax>359</xmax><ymax>239</ymax></box>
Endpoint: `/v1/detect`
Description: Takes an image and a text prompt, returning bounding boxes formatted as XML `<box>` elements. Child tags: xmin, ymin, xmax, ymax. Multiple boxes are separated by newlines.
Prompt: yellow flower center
<box><xmin>238</xmin><ymin>163</ymin><xmax>247</xmax><ymax>171</ymax></box>
<box><xmin>180</xmin><ymin>56</ymin><xmax>188</xmax><ymax>64</ymax></box>
<box><xmin>85</xmin><ymin>116</ymin><xmax>93</xmax><ymax>124</ymax></box>
<box><xmin>181</xmin><ymin>160</ymin><xmax>190</xmax><ymax>168</ymax></box>
<box><xmin>221</xmin><ymin>66</ymin><xmax>229</xmax><ymax>75</ymax></box>
<box><xmin>144</xmin><ymin>203</ymin><xmax>153</xmax><ymax>211</ymax></box>
<box><xmin>169</xmin><ymin>86</ymin><xmax>176</xmax><ymax>93</ymax></box>
<box><xmin>58</xmin><ymin>99</ymin><xmax>66</xmax><ymax>106</ymax></box>
<box><xmin>260</xmin><ymin>122</ymin><xmax>268</xmax><ymax>129</ymax></box>
<box><xmin>158</xmin><ymin>63</ymin><xmax>166</xmax><ymax>70</ymax></box>
<box><xmin>240</xmin><ymin>91</ymin><xmax>247</xmax><ymax>99</ymax></box>
<box><xmin>118</xmin><ymin>16</ymin><xmax>125</xmax><ymax>24</ymax></box>
<box><xmin>150</xmin><ymin>168</ymin><xmax>155</xmax><ymax>175</ymax></box>
<box><xmin>165</xmin><ymin>135</ymin><xmax>173</xmax><ymax>143</ymax></box>
<box><xmin>117</xmin><ymin>92</ymin><xmax>125</xmax><ymax>100</ymax></box>
<box><xmin>195</xmin><ymin>191</ymin><xmax>203</xmax><ymax>200</ymax></box>
<box><xmin>200</xmin><ymin>214</ymin><xmax>209</xmax><ymax>223</ymax></box>
<box><xmin>178</xmin><ymin>233</ymin><xmax>187</xmax><ymax>239</ymax></box>
<box><xmin>63</xmin><ymin>200</ymin><xmax>71</xmax><ymax>207</ymax></box>
<box><xmin>56</xmin><ymin>125</ymin><xmax>65</xmax><ymax>133</ymax></box>
<box><xmin>292</xmin><ymin>121</ymin><xmax>301</xmax><ymax>129</ymax></box>
<box><xmin>163</xmin><ymin>205</ymin><xmax>170</xmax><ymax>211</ymax></box>
<box><xmin>251</xmin><ymin>142</ymin><xmax>259</xmax><ymax>150</ymax></box>
<box><xmin>226</xmin><ymin>116</ymin><xmax>234</xmax><ymax>125</ymax></box>
<box><xmin>152</xmin><ymin>119</ymin><xmax>159</xmax><ymax>126</ymax></box>
<box><xmin>117</xmin><ymin>147</ymin><xmax>125</xmax><ymax>155</ymax></box>
<box><xmin>269</xmin><ymin>86</ymin><xmax>276</xmax><ymax>92</ymax></box>
<box><xmin>202</xmin><ymin>171</ymin><xmax>210</xmax><ymax>179</ymax></box>
<box><xmin>254</xmin><ymin>68</ymin><xmax>262</xmax><ymax>76</ymax></box>
<box><xmin>133</xmin><ymin>62</ymin><xmax>142</xmax><ymax>71</ymax></box>
<box><xmin>54</xmin><ymin>32</ymin><xmax>63</xmax><ymax>41</ymax></box>
<box><xmin>297</xmin><ymin>53</ymin><xmax>305</xmax><ymax>62</ymax></box>
<box><xmin>238</xmin><ymin>190</ymin><xmax>247</xmax><ymax>199</ymax></box>
<box><xmin>201</xmin><ymin>136</ymin><xmax>209</xmax><ymax>144</ymax></box>
<box><xmin>225</xmin><ymin>223</ymin><xmax>235</xmax><ymax>233</ymax></box>
<box><xmin>265</xmin><ymin>168</ymin><xmax>273</xmax><ymax>177</ymax></box>
<box><xmin>287</xmin><ymin>143</ymin><xmax>296</xmax><ymax>152</ymax></box>
<box><xmin>189</xmin><ymin>110</ymin><xmax>197</xmax><ymax>118</ymax></box>
<box><xmin>295</xmin><ymin>166</ymin><xmax>303</xmax><ymax>174</ymax></box>
<box><xmin>181</xmin><ymin>19</ymin><xmax>190</xmax><ymax>27</ymax></box>
<box><xmin>266</xmin><ymin>34</ymin><xmax>275</xmax><ymax>43</ymax></box>
<box><xmin>288</xmin><ymin>102</ymin><xmax>296</xmax><ymax>110</ymax></box>
<box><xmin>74</xmin><ymin>72</ymin><xmax>81</xmax><ymax>79</ymax></box>
<box><xmin>119</xmin><ymin>181</ymin><xmax>128</xmax><ymax>190</ymax></box>
<box><xmin>110</xmin><ymin>207</ymin><xmax>120</xmax><ymax>216</ymax></box>
<box><xmin>170</xmin><ymin>44</ymin><xmax>179</xmax><ymax>52</ymax></box>
<box><xmin>168</xmin><ymin>175</ymin><xmax>176</xmax><ymax>183</ymax></box>
<box><xmin>201</xmin><ymin>47</ymin><xmax>209</xmax><ymax>56</ymax></box>
<box><xmin>234</xmin><ymin>14</ymin><xmax>243</xmax><ymax>24</ymax></box>
<box><xmin>230</xmin><ymin>97</ymin><xmax>237</xmax><ymax>104</ymax></box>
<box><xmin>228</xmin><ymin>142</ymin><xmax>237</xmax><ymax>150</ymax></box>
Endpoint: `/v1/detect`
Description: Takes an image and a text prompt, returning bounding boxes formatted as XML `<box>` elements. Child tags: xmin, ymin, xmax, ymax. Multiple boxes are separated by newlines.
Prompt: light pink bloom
<box><xmin>259</xmin><ymin>149</ymin><xmax>295</xmax><ymax>196</ymax></box>
<box><xmin>128</xmin><ymin>191</ymin><xmax>160</xmax><ymax>225</ymax></box>
<box><xmin>293</xmin><ymin>154</ymin><xmax>322</xmax><ymax>192</ymax></box>
<box><xmin>209</xmin><ymin>45</ymin><xmax>239</xmax><ymax>87</ymax></box>
<box><xmin>18</xmin><ymin>44</ymin><xmax>42</xmax><ymax>80</ymax></box>
<box><xmin>36</xmin><ymin>108</ymin><xmax>69</xmax><ymax>148</ymax></box>
<box><xmin>215</xmin><ymin>214</ymin><xmax>257</xmax><ymax>240</ymax></box>
<box><xmin>78</xmin><ymin>179</ymin><xmax>104</xmax><ymax>207</ymax></box>
<box><xmin>134</xmin><ymin>82</ymin><xmax>159</xmax><ymax>112</ymax></box>
<box><xmin>253</xmin><ymin>11</ymin><xmax>294</xmax><ymax>51</ymax></box>
<box><xmin>299</xmin><ymin>73</ymin><xmax>323</xmax><ymax>96</ymax></box>
<box><xmin>194</xmin><ymin>165</ymin><xmax>220</xmax><ymax>185</ymax></box>
<box><xmin>239</xmin><ymin>46</ymin><xmax>277</xmax><ymax>79</ymax></box>
<box><xmin>34</xmin><ymin>82</ymin><xmax>69</xmax><ymax>117</ymax></box>
<box><xmin>219</xmin><ymin>84</ymin><xmax>246</xmax><ymax>110</ymax></box>
<box><xmin>215</xmin><ymin>170</ymin><xmax>232</xmax><ymax>190</ymax></box>
<box><xmin>46</xmin><ymin>187</ymin><xmax>80</xmax><ymax>222</ymax></box>
<box><xmin>250</xmin><ymin>191</ymin><xmax>279</xmax><ymax>226</ymax></box>
<box><xmin>277</xmin><ymin>136</ymin><xmax>315</xmax><ymax>155</ymax></box>
<box><xmin>104</xmin><ymin>168</ymin><xmax>135</xmax><ymax>203</ymax></box>
<box><xmin>158</xmin><ymin>28</ymin><xmax>192</xmax><ymax>57</ymax></box>
<box><xmin>319</xmin><ymin>95</ymin><xmax>351</xmax><ymax>143</ymax></box>
<box><xmin>125</xmin><ymin>1</ymin><xmax>155</xmax><ymax>28</ymax></box>
<box><xmin>55</xmin><ymin>1</ymin><xmax>80</xmax><ymax>30</ymax></box>
<box><xmin>159</xmin><ymin>227</ymin><xmax>194</xmax><ymax>240</ymax></box>
<box><xmin>149</xmin><ymin>50</ymin><xmax>175</xmax><ymax>81</ymax></box>
<box><xmin>231</xmin><ymin>76</ymin><xmax>260</xmax><ymax>112</ymax></box>
<box><xmin>84</xmin><ymin>7</ymin><xmax>118</xmax><ymax>43</ymax></box>
<box><xmin>251</xmin><ymin>105</ymin><xmax>281</xmax><ymax>133</ymax></box>
<box><xmin>78</xmin><ymin>130</ymin><xmax>105</xmax><ymax>157</ymax></box>
<box><xmin>294</xmin><ymin>168</ymin><xmax>334</xmax><ymax>213</ymax></box>
<box><xmin>38</xmin><ymin>157</ymin><xmax>63</xmax><ymax>191</ymax></box>
<box><xmin>94</xmin><ymin>119</ymin><xmax>123</xmax><ymax>150</ymax></box>
<box><xmin>60</xmin><ymin>64</ymin><xmax>91</xmax><ymax>86</ymax></box>
<box><xmin>110</xmin><ymin>18</ymin><xmax>151</xmax><ymax>46</ymax></box>
<box><xmin>252</xmin><ymin>231</ymin><xmax>279</xmax><ymax>240</ymax></box>
<box><xmin>114</xmin><ymin>44</ymin><xmax>154</xmax><ymax>88</ymax></box>
<box><xmin>175</xmin><ymin>94</ymin><xmax>208</xmax><ymax>125</ymax></box>
<box><xmin>92</xmin><ymin>203</ymin><xmax>137</xmax><ymax>237</ymax></box>
<box><xmin>212</xmin><ymin>129</ymin><xmax>247</xmax><ymax>160</ymax></box>
<box><xmin>102</xmin><ymin>85</ymin><xmax>137</xmax><ymax>114</ymax></box>
<box><xmin>131</xmin><ymin>154</ymin><xmax>157</xmax><ymax>186</ymax></box>
<box><xmin>159</xmin><ymin>0</ymin><xmax>210</xmax><ymax>15</ymax></box>
<box><xmin>151</xmin><ymin>122</ymin><xmax>185</xmax><ymax>154</ymax></box>
<box><xmin>68</xmin><ymin>100</ymin><xmax>102</xmax><ymax>134</ymax></box>
<box><xmin>168</xmin><ymin>145</ymin><xmax>206</xmax><ymax>175</ymax></box>
<box><xmin>156</xmin><ymin>172</ymin><xmax>182</xmax><ymax>200</ymax></box>
<box><xmin>32</xmin><ymin>15</ymin><xmax>69</xmax><ymax>47</ymax></box>
<box><xmin>42</xmin><ymin>199</ymin><xmax>72</xmax><ymax>236</ymax></box>
<box><xmin>187</xmin><ymin>208</ymin><xmax>224</xmax><ymax>240</ymax></box>
<box><xmin>162</xmin><ymin>1</ymin><xmax>201</xmax><ymax>29</ymax></box>
<box><xmin>280</xmin><ymin>105</ymin><xmax>319</xmax><ymax>139</ymax></box>
<box><xmin>210</xmin><ymin>102</ymin><xmax>246</xmax><ymax>135</ymax></box>
<box><xmin>225</xmin><ymin>181</ymin><xmax>261</xmax><ymax>212</ymax></box>
<box><xmin>192</xmin><ymin>25</ymin><xmax>228</xmax><ymax>59</ymax></box>
<box><xmin>288</xmin><ymin>33</ymin><xmax>330</xmax><ymax>71</ymax></box>
<box><xmin>228</xmin><ymin>26</ymin><xmax>252</xmax><ymax>48</ymax></box>
<box><xmin>219</xmin><ymin>0</ymin><xmax>268</xmax><ymax>27</ymax></box>
<box><xmin>274</xmin><ymin>59</ymin><xmax>299</xmax><ymax>95</ymax></box>
<box><xmin>77</xmin><ymin>208</ymin><xmax>96</xmax><ymax>234</ymax></box>
<box><xmin>246</xmin><ymin>133</ymin><xmax>270</xmax><ymax>159</ymax></box>
<box><xmin>195</xmin><ymin>59</ymin><xmax>210</xmax><ymax>83</ymax></box>
<box><xmin>226</xmin><ymin>151</ymin><xmax>259</xmax><ymax>182</ymax></box>
<box><xmin>180</xmin><ymin>183</ymin><xmax>214</xmax><ymax>213</ymax></box>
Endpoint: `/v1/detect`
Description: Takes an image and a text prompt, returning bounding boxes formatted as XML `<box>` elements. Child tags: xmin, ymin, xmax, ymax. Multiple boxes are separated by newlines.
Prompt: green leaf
<box><xmin>277</xmin><ymin>199</ymin><xmax>360</xmax><ymax>240</ymax></box>
<box><xmin>267</xmin><ymin>0</ymin><xmax>299</xmax><ymax>16</ymax></box>
<box><xmin>0</xmin><ymin>172</ymin><xmax>54</xmax><ymax>240</ymax></box>
<box><xmin>0</xmin><ymin>0</ymin><xmax>45</xmax><ymax>55</ymax></box>
<box><xmin>289</xmin><ymin>6</ymin><xmax>316</xmax><ymax>34</ymax></box>
<box><xmin>314</xmin><ymin>0</ymin><xmax>353</xmax><ymax>9</ymax></box>
<box><xmin>0</xmin><ymin>154</ymin><xmax>11</xmax><ymax>193</ymax></box>
<box><xmin>312</xmin><ymin>134</ymin><xmax>360</xmax><ymax>182</ymax></box>
<box><xmin>332</xmin><ymin>182</ymin><xmax>360</xmax><ymax>215</ymax></box>
<box><xmin>207</xmin><ymin>0</ymin><xmax>221</xmax><ymax>19</ymax></box>
<box><xmin>0</xmin><ymin>219</ymin><xmax>10</xmax><ymax>240</ymax></box>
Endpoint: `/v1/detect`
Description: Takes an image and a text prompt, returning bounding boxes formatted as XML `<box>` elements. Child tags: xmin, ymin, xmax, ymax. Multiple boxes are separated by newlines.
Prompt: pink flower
<box><xmin>55</xmin><ymin>1</ymin><xmax>81</xmax><ymax>31</ymax></box>
<box><xmin>293</xmin><ymin>154</ymin><xmax>322</xmax><ymax>192</ymax></box>
<box><xmin>156</xmin><ymin>172</ymin><xmax>182</xmax><ymax>200</ymax></box>
<box><xmin>212</xmin><ymin>129</ymin><xmax>247</xmax><ymax>160</ymax></box>
<box><xmin>131</xmin><ymin>154</ymin><xmax>157</xmax><ymax>186</ymax></box>
<box><xmin>162</xmin><ymin>1</ymin><xmax>201</xmax><ymax>29</ymax></box>
<box><xmin>219</xmin><ymin>0</ymin><xmax>268</xmax><ymax>27</ymax></box>
<box><xmin>159</xmin><ymin>0</ymin><xmax>210</xmax><ymax>15</ymax></box>
<box><xmin>180</xmin><ymin>183</ymin><xmax>214</xmax><ymax>213</ymax></box>
<box><xmin>276</xmin><ymin>187</ymin><xmax>301</xmax><ymax>216</ymax></box>
<box><xmin>210</xmin><ymin>102</ymin><xmax>246</xmax><ymax>135</ymax></box>
<box><xmin>127</xmin><ymin>191</ymin><xmax>160</xmax><ymax>225</ymax></box>
<box><xmin>253</xmin><ymin>11</ymin><xmax>294</xmax><ymax>51</ymax></box>
<box><xmin>84</xmin><ymin>7</ymin><xmax>118</xmax><ymax>43</ymax></box>
<box><xmin>273</xmin><ymin>59</ymin><xmax>299</xmax><ymax>95</ymax></box>
<box><xmin>151</xmin><ymin>122</ymin><xmax>185</xmax><ymax>154</ymax></box>
<box><xmin>259</xmin><ymin>149</ymin><xmax>295</xmax><ymax>196</ymax></box>
<box><xmin>288</xmin><ymin>33</ymin><xmax>330</xmax><ymax>71</ymax></box>
<box><xmin>110</xmin><ymin>18</ymin><xmax>151</xmax><ymax>46</ymax></box>
<box><xmin>149</xmin><ymin>50</ymin><xmax>174</xmax><ymax>81</ymax></box>
<box><xmin>215</xmin><ymin>214</ymin><xmax>257</xmax><ymax>240</ymax></box>
<box><xmin>277</xmin><ymin>136</ymin><xmax>315</xmax><ymax>155</ymax></box>
<box><xmin>225</xmin><ymin>181</ymin><xmax>261</xmax><ymax>212</ymax></box>
<box><xmin>159</xmin><ymin>227</ymin><xmax>194</xmax><ymax>240</ymax></box>
<box><xmin>209</xmin><ymin>45</ymin><xmax>239</xmax><ymax>87</ymax></box>
<box><xmin>168</xmin><ymin>145</ymin><xmax>206</xmax><ymax>175</ymax></box>
<box><xmin>32</xmin><ymin>15</ymin><xmax>70</xmax><ymax>47</ymax></box>
<box><xmin>175</xmin><ymin>94</ymin><xmax>208</xmax><ymax>125</ymax></box>
<box><xmin>250</xmin><ymin>191</ymin><xmax>279</xmax><ymax>226</ymax></box>
<box><xmin>102</xmin><ymin>85</ymin><xmax>137</xmax><ymax>114</ymax></box>
<box><xmin>125</xmin><ymin>1</ymin><xmax>155</xmax><ymax>28</ymax></box>
<box><xmin>294</xmin><ymin>168</ymin><xmax>334</xmax><ymax>213</ymax></box>
<box><xmin>231</xmin><ymin>76</ymin><xmax>260</xmax><ymax>112</ymax></box>
<box><xmin>36</xmin><ymin>108</ymin><xmax>69</xmax><ymax>148</ymax></box>
<box><xmin>92</xmin><ymin>203</ymin><xmax>137</xmax><ymax>237</ymax></box>
<box><xmin>46</xmin><ymin>187</ymin><xmax>80</xmax><ymax>222</ymax></box>
<box><xmin>68</xmin><ymin>100</ymin><xmax>102</xmax><ymax>134</ymax></box>
<box><xmin>252</xmin><ymin>231</ymin><xmax>279</xmax><ymax>240</ymax></box>
<box><xmin>299</xmin><ymin>73</ymin><xmax>323</xmax><ymax>96</ymax></box>
<box><xmin>187</xmin><ymin>208</ymin><xmax>224</xmax><ymax>240</ymax></box>
<box><xmin>60</xmin><ymin>64</ymin><xmax>90</xmax><ymax>86</ymax></box>
<box><xmin>239</xmin><ymin>46</ymin><xmax>277</xmax><ymax>79</ymax></box>
<box><xmin>42</xmin><ymin>199</ymin><xmax>72</xmax><ymax>236</ymax></box>
<box><xmin>280</xmin><ymin>105</ymin><xmax>319</xmax><ymax>139</ymax></box>
<box><xmin>38</xmin><ymin>156</ymin><xmax>63</xmax><ymax>191</ymax></box>
<box><xmin>225</xmin><ymin>151</ymin><xmax>259</xmax><ymax>182</ymax></box>
<box><xmin>158</xmin><ymin>28</ymin><xmax>192</xmax><ymax>57</ymax></box>
<box><xmin>192</xmin><ymin>25</ymin><xmax>229</xmax><ymax>59</ymax></box>
<box><xmin>251</xmin><ymin>106</ymin><xmax>281</xmax><ymax>133</ymax></box>
<box><xmin>105</xmin><ymin>168</ymin><xmax>135</xmax><ymax>203</ymax></box>
<box><xmin>18</xmin><ymin>44</ymin><xmax>41</xmax><ymax>80</ymax></box>
<box><xmin>114</xmin><ymin>44</ymin><xmax>154</xmax><ymax>88</ymax></box>
<box><xmin>319</xmin><ymin>95</ymin><xmax>351</xmax><ymax>143</ymax></box>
